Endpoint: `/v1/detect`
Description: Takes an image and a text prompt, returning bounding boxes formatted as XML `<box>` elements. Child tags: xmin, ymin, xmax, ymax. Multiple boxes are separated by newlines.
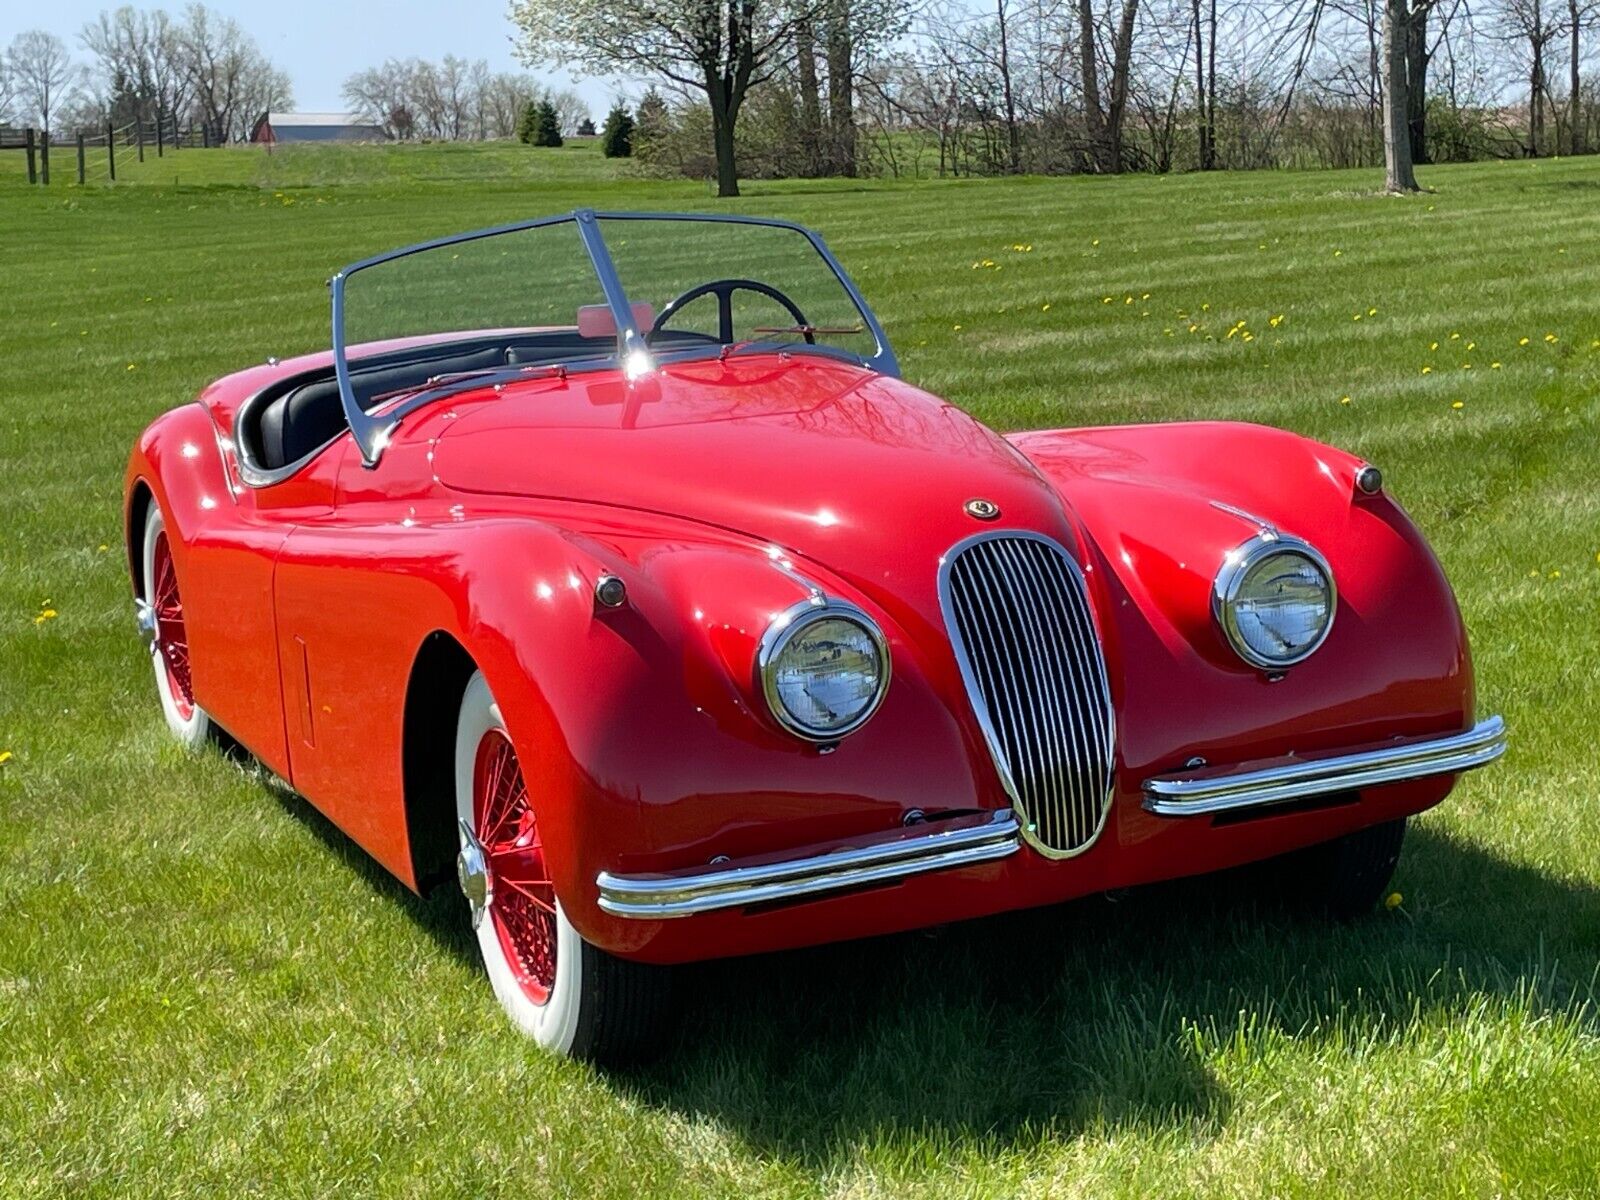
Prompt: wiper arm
<box><xmin>751</xmin><ymin>324</ymin><xmax>865</xmax><ymax>337</ymax></box>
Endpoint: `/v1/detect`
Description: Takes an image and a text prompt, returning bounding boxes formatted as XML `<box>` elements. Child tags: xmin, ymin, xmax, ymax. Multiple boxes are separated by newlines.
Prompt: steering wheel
<box><xmin>650</xmin><ymin>278</ymin><xmax>815</xmax><ymax>346</ymax></box>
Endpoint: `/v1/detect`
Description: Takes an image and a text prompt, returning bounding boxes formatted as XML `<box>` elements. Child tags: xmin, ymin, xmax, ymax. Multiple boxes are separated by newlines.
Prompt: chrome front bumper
<box><xmin>1142</xmin><ymin>716</ymin><xmax>1507</xmax><ymax>817</ymax></box>
<box><xmin>596</xmin><ymin>809</ymin><xmax>1021</xmax><ymax>919</ymax></box>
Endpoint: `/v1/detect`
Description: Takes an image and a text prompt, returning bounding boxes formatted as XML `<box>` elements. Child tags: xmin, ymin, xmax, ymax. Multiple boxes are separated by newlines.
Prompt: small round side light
<box><xmin>595</xmin><ymin>574</ymin><xmax>627</xmax><ymax>609</ymax></box>
<box><xmin>1355</xmin><ymin>465</ymin><xmax>1384</xmax><ymax>496</ymax></box>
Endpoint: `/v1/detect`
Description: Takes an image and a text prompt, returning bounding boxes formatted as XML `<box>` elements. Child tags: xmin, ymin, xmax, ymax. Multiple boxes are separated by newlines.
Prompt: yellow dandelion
<box><xmin>1333</xmin><ymin>249</ymin><xmax>1343</xmax><ymax>257</ymax></box>
<box><xmin>1545</xmin><ymin>333</ymin><xmax>1558</xmax><ymax>343</ymax></box>
<box><xmin>1519</xmin><ymin>337</ymin><xmax>1531</xmax><ymax>346</ymax></box>
<box><xmin>34</xmin><ymin>608</ymin><xmax>59</xmax><ymax>625</ymax></box>
<box><xmin>1550</xmin><ymin>570</ymin><xmax>1562</xmax><ymax>579</ymax></box>
<box><xmin>1385</xmin><ymin>891</ymin><xmax>1403</xmax><ymax>910</ymax></box>
<box><xmin>1450</xmin><ymin>332</ymin><xmax>1460</xmax><ymax>340</ymax></box>
<box><xmin>1269</xmin><ymin>314</ymin><xmax>1284</xmax><ymax>328</ymax></box>
<box><xmin>1125</xmin><ymin>296</ymin><xmax>1133</xmax><ymax>305</ymax></box>
<box><xmin>1421</xmin><ymin>366</ymin><xmax>1433</xmax><ymax>374</ymax></box>
<box><xmin>1258</xmin><ymin>243</ymin><xmax>1266</xmax><ymax>250</ymax></box>
<box><xmin>1451</xmin><ymin>400</ymin><xmax>1464</xmax><ymax>409</ymax></box>
<box><xmin>1427</xmin><ymin>204</ymin><xmax>1435</xmax><ymax>211</ymax></box>
<box><xmin>1041</xmin><ymin>303</ymin><xmax>1051</xmax><ymax>312</ymax></box>
<box><xmin>1140</xmin><ymin>292</ymin><xmax>1150</xmax><ymax>300</ymax></box>
<box><xmin>1353</xmin><ymin>313</ymin><xmax>1363</xmax><ymax>322</ymax></box>
<box><xmin>1491</xmin><ymin>361</ymin><xmax>1502</xmax><ymax>369</ymax></box>
<box><xmin>1188</xmin><ymin>324</ymin><xmax>1199</xmax><ymax>333</ymax></box>
<box><xmin>126</xmin><ymin>363</ymin><xmax>137</xmax><ymax>371</ymax></box>
<box><xmin>1242</xmin><ymin>332</ymin><xmax>1255</xmax><ymax>342</ymax></box>
<box><xmin>1368</xmin><ymin>307</ymin><xmax>1378</xmax><ymax>317</ymax></box>
<box><xmin>0</xmin><ymin>751</ymin><xmax>12</xmax><ymax>764</ymax></box>
<box><xmin>1091</xmin><ymin>239</ymin><xmax>1100</xmax><ymax>247</ymax></box>
<box><xmin>1429</xmin><ymin>341</ymin><xmax>1439</xmax><ymax>351</ymax></box>
<box><xmin>1340</xmin><ymin>395</ymin><xmax>1352</xmax><ymax>404</ymax></box>
<box><xmin>97</xmin><ymin>544</ymin><xmax>108</xmax><ymax>552</ymax></box>
<box><xmin>1466</xmin><ymin>341</ymin><xmax>1476</xmax><ymax>351</ymax></box>
<box><xmin>1201</xmin><ymin>303</ymin><xmax>1211</xmax><ymax>311</ymax></box>
<box><xmin>1102</xmin><ymin>296</ymin><xmax>1113</xmax><ymax>304</ymax></box>
<box><xmin>953</xmin><ymin>324</ymin><xmax>962</xmax><ymax>331</ymax></box>
<box><xmin>1591</xmin><ymin>340</ymin><xmax>1600</xmax><ymax>349</ymax></box>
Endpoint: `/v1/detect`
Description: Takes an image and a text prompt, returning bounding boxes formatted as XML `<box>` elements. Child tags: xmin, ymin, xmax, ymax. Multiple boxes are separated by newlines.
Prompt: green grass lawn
<box><xmin>2</xmin><ymin>144</ymin><xmax>1599</xmax><ymax>1198</ymax></box>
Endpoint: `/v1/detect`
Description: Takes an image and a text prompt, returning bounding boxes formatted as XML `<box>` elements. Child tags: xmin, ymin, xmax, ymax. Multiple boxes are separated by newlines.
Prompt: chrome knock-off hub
<box><xmin>457</xmin><ymin>819</ymin><xmax>493</xmax><ymax>929</ymax></box>
<box><xmin>134</xmin><ymin>599</ymin><xmax>159</xmax><ymax>651</ymax></box>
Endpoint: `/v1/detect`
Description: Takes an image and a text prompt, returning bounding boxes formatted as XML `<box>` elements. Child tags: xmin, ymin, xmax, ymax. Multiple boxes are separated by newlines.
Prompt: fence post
<box><xmin>41</xmin><ymin>134</ymin><xmax>50</xmax><ymax>185</ymax></box>
<box><xmin>77</xmin><ymin>132</ymin><xmax>86</xmax><ymax>184</ymax></box>
<box><xmin>201</xmin><ymin>125</ymin><xmax>210</xmax><ymax>149</ymax></box>
<box><xmin>25</xmin><ymin>129</ymin><xmax>37</xmax><ymax>184</ymax></box>
<box><xmin>136</xmin><ymin>120</ymin><xmax>145</xmax><ymax>163</ymax></box>
<box><xmin>156</xmin><ymin>107</ymin><xmax>165</xmax><ymax>157</ymax></box>
<box><xmin>107</xmin><ymin>123</ymin><xmax>116</xmax><ymax>182</ymax></box>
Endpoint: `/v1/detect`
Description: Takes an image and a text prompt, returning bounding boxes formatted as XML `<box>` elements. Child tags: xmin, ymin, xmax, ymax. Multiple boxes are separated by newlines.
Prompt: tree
<box><xmin>577</xmin><ymin>116</ymin><xmax>596</xmax><ymax>136</ymax></box>
<box><xmin>508</xmin><ymin>0</ymin><xmax>825</xmax><ymax>196</ymax></box>
<box><xmin>516</xmin><ymin>98</ymin><xmax>539</xmax><ymax>143</ymax></box>
<box><xmin>180</xmin><ymin>6</ymin><xmax>290</xmax><ymax>144</ymax></box>
<box><xmin>1076</xmin><ymin>0</ymin><xmax>1142</xmax><ymax>172</ymax></box>
<box><xmin>1382</xmin><ymin>0</ymin><xmax>1420</xmax><ymax>188</ymax></box>
<box><xmin>601</xmin><ymin>101</ymin><xmax>634</xmax><ymax>156</ymax></box>
<box><xmin>633</xmin><ymin>87</ymin><xmax>669</xmax><ymax>157</ymax></box>
<box><xmin>80</xmin><ymin>8</ymin><xmax>190</xmax><ymax>127</ymax></box>
<box><xmin>6</xmin><ymin>31</ymin><xmax>78</xmax><ymax>134</ymax></box>
<box><xmin>533</xmin><ymin>97</ymin><xmax>563</xmax><ymax>146</ymax></box>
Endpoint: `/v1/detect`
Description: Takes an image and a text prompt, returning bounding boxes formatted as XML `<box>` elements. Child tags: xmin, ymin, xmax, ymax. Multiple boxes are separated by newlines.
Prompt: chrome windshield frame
<box><xmin>328</xmin><ymin>208</ymin><xmax>899</xmax><ymax>467</ymax></box>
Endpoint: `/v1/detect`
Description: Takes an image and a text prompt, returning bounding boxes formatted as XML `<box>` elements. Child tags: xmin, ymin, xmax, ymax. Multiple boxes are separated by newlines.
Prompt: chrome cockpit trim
<box><xmin>1142</xmin><ymin>715</ymin><xmax>1507</xmax><ymax>816</ymax></box>
<box><xmin>595</xmin><ymin>809</ymin><xmax>1019</xmax><ymax>918</ymax></box>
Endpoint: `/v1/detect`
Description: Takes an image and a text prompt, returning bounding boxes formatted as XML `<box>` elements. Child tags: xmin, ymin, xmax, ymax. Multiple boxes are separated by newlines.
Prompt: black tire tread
<box><xmin>1285</xmin><ymin>817</ymin><xmax>1408</xmax><ymax>920</ymax></box>
<box><xmin>570</xmin><ymin>942</ymin><xmax>675</xmax><ymax>1065</ymax></box>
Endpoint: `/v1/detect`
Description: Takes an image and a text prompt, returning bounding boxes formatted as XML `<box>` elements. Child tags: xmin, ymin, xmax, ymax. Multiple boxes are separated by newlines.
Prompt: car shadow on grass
<box><xmin>608</xmin><ymin>823</ymin><xmax>1600</xmax><ymax>1164</ymax></box>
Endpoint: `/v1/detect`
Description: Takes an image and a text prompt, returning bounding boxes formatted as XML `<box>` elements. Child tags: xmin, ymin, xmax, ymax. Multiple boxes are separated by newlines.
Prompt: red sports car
<box><xmin>126</xmin><ymin>210</ymin><xmax>1505</xmax><ymax>1060</ymax></box>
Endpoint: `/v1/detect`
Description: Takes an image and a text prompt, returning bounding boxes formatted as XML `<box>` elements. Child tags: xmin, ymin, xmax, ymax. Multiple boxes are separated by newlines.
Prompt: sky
<box><xmin>34</xmin><ymin>0</ymin><xmax>626</xmax><ymax>119</ymax></box>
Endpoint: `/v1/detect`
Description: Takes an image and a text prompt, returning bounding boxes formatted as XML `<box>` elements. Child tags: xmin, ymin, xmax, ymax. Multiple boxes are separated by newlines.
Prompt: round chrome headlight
<box><xmin>1213</xmin><ymin>534</ymin><xmax>1337</xmax><ymax>668</ymax></box>
<box><xmin>758</xmin><ymin>601</ymin><xmax>890</xmax><ymax>741</ymax></box>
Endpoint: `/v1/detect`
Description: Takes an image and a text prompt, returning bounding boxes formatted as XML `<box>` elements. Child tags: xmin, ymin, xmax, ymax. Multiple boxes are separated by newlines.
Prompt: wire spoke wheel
<box><xmin>151</xmin><ymin>528</ymin><xmax>195</xmax><ymax>719</ymax></box>
<box><xmin>473</xmin><ymin>729</ymin><xmax>557</xmax><ymax>1005</ymax></box>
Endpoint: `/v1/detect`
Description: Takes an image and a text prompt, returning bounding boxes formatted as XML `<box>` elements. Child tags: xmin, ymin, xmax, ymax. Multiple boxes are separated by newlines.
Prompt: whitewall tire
<box><xmin>141</xmin><ymin>505</ymin><xmax>213</xmax><ymax>748</ymax></box>
<box><xmin>453</xmin><ymin>671</ymin><xmax>670</xmax><ymax>1061</ymax></box>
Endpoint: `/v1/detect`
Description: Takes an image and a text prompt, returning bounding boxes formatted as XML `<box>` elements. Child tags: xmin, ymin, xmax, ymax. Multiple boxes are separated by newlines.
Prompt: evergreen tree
<box><xmin>533</xmin><ymin>99</ymin><xmax>563</xmax><ymax>147</ymax></box>
<box><xmin>633</xmin><ymin>89</ymin><xmax>668</xmax><ymax>160</ymax></box>
<box><xmin>515</xmin><ymin>99</ymin><xmax>540</xmax><ymax>144</ymax></box>
<box><xmin>600</xmin><ymin>101</ymin><xmax>634</xmax><ymax>157</ymax></box>
<box><xmin>576</xmin><ymin>117</ymin><xmax>596</xmax><ymax>136</ymax></box>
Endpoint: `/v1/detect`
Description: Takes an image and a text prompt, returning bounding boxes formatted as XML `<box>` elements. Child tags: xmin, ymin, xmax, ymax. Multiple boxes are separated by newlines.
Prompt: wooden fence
<box><xmin>2</xmin><ymin>117</ymin><xmax>216</xmax><ymax>185</ymax></box>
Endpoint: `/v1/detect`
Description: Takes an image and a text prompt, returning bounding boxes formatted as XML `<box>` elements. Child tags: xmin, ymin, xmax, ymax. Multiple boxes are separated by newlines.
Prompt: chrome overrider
<box><xmin>1142</xmin><ymin>716</ymin><xmax>1507</xmax><ymax>817</ymax></box>
<box><xmin>596</xmin><ymin>809</ymin><xmax>1020</xmax><ymax>919</ymax></box>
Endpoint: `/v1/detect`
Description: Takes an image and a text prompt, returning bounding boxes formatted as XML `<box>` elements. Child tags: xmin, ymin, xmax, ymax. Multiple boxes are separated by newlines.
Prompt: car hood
<box><xmin>431</xmin><ymin>355</ymin><xmax>1081</xmax><ymax>599</ymax></box>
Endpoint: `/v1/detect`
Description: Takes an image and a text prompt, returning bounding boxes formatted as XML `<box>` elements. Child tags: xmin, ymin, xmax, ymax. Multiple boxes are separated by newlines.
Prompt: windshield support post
<box><xmin>574</xmin><ymin>208</ymin><xmax>653</xmax><ymax>379</ymax></box>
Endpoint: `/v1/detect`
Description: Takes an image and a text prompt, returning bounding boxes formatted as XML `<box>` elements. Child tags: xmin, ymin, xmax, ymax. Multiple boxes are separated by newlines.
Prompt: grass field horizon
<box><xmin>2</xmin><ymin>143</ymin><xmax>1599</xmax><ymax>1197</ymax></box>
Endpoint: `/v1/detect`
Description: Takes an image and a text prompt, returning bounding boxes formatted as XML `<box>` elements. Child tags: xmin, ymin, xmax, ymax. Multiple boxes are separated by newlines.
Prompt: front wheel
<box><xmin>453</xmin><ymin>671</ymin><xmax>671</xmax><ymax>1061</ymax></box>
<box><xmin>1274</xmin><ymin>817</ymin><xmax>1408</xmax><ymax>920</ymax></box>
<box><xmin>140</xmin><ymin>505</ymin><xmax>213</xmax><ymax>748</ymax></box>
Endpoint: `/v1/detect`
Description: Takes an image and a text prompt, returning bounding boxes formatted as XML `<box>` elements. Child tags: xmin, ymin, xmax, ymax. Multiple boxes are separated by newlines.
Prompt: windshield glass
<box><xmin>597</xmin><ymin>216</ymin><xmax>880</xmax><ymax>365</ymax></box>
<box><xmin>339</xmin><ymin>217</ymin><xmax>607</xmax><ymax>353</ymax></box>
<box><xmin>331</xmin><ymin>211</ymin><xmax>894</xmax><ymax>463</ymax></box>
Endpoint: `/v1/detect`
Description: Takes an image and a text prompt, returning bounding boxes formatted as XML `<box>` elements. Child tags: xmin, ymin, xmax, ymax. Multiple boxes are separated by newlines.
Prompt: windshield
<box><xmin>331</xmin><ymin>210</ymin><xmax>896</xmax><ymax>463</ymax></box>
<box><xmin>598</xmin><ymin>216</ymin><xmax>880</xmax><ymax>365</ymax></box>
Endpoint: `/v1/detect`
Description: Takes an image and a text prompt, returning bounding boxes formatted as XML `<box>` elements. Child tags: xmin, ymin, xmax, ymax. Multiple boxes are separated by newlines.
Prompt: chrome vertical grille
<box><xmin>939</xmin><ymin>532</ymin><xmax>1116</xmax><ymax>856</ymax></box>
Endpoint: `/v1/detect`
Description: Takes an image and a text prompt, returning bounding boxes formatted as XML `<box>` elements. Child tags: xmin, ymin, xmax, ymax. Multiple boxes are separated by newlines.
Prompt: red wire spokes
<box><xmin>151</xmin><ymin>532</ymin><xmax>194</xmax><ymax>715</ymax></box>
<box><xmin>473</xmin><ymin>729</ymin><xmax>557</xmax><ymax>1002</ymax></box>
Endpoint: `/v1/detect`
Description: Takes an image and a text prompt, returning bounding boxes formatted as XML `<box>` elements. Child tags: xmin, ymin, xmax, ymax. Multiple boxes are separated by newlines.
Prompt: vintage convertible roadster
<box><xmin>126</xmin><ymin>211</ymin><xmax>1504</xmax><ymax>1060</ymax></box>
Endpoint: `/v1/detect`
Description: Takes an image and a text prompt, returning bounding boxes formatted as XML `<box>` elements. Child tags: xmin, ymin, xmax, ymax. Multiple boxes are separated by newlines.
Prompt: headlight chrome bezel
<box><xmin>757</xmin><ymin>598</ymin><xmax>891</xmax><ymax>742</ymax></box>
<box><xmin>1212</xmin><ymin>532</ymin><xmax>1338</xmax><ymax>670</ymax></box>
